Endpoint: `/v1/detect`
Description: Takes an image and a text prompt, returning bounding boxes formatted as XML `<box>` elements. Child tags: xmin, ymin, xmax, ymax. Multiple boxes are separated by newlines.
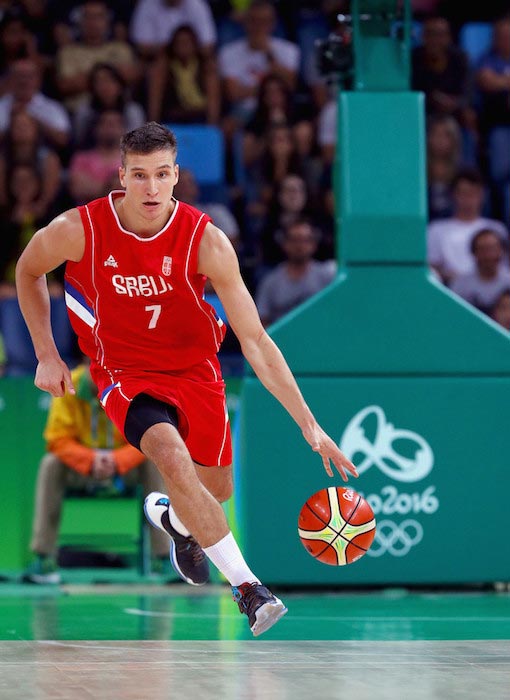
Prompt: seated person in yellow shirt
<box><xmin>22</xmin><ymin>362</ymin><xmax>169</xmax><ymax>583</ymax></box>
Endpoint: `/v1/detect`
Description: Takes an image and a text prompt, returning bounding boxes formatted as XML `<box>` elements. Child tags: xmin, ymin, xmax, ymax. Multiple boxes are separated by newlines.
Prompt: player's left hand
<box><xmin>303</xmin><ymin>424</ymin><xmax>358</xmax><ymax>481</ymax></box>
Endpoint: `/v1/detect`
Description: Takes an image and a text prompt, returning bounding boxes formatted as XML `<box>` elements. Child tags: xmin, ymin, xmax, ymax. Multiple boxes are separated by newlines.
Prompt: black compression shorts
<box><xmin>124</xmin><ymin>393</ymin><xmax>179</xmax><ymax>451</ymax></box>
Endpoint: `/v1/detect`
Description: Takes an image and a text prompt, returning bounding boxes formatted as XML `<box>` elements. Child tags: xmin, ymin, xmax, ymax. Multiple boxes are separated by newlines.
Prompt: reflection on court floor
<box><xmin>0</xmin><ymin>585</ymin><xmax>508</xmax><ymax>699</ymax></box>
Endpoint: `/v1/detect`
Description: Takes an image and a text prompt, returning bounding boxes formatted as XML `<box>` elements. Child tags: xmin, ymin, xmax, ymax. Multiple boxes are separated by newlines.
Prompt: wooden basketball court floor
<box><xmin>0</xmin><ymin>582</ymin><xmax>508</xmax><ymax>699</ymax></box>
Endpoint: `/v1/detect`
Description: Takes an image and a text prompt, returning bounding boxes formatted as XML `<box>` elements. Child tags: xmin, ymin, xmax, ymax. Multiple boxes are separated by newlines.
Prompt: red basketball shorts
<box><xmin>90</xmin><ymin>355</ymin><xmax>232</xmax><ymax>467</ymax></box>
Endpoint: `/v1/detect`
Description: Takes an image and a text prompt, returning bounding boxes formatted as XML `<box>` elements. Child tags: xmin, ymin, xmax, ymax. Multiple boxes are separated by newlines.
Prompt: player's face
<box><xmin>119</xmin><ymin>149</ymin><xmax>179</xmax><ymax>220</ymax></box>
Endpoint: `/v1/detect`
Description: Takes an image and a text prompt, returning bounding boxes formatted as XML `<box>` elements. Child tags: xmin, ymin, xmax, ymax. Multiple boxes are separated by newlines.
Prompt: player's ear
<box><xmin>174</xmin><ymin>163</ymin><xmax>179</xmax><ymax>184</ymax></box>
<box><xmin>118</xmin><ymin>166</ymin><xmax>126</xmax><ymax>188</ymax></box>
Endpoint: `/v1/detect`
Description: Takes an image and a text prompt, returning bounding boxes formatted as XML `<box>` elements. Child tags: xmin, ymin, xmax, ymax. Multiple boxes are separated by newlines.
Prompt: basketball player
<box><xmin>16</xmin><ymin>122</ymin><xmax>358</xmax><ymax>636</ymax></box>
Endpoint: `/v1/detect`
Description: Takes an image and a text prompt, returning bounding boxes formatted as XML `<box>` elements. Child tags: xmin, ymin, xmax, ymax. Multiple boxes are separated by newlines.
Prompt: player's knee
<box><xmin>164</xmin><ymin>446</ymin><xmax>193</xmax><ymax>480</ymax></box>
<box><xmin>140</xmin><ymin>424</ymin><xmax>187</xmax><ymax>466</ymax></box>
<box><xmin>146</xmin><ymin>444</ymin><xmax>191</xmax><ymax>483</ymax></box>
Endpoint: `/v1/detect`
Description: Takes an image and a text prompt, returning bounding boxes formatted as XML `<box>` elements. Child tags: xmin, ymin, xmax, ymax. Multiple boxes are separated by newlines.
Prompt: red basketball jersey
<box><xmin>65</xmin><ymin>192</ymin><xmax>226</xmax><ymax>372</ymax></box>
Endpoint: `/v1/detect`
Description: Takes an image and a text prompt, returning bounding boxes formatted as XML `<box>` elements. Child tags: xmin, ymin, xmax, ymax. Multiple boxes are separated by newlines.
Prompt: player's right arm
<box><xmin>200</xmin><ymin>223</ymin><xmax>358</xmax><ymax>481</ymax></box>
<box><xmin>15</xmin><ymin>208</ymin><xmax>85</xmax><ymax>397</ymax></box>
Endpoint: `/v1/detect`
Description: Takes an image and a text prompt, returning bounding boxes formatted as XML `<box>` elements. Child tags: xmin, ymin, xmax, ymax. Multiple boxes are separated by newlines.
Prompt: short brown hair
<box><xmin>470</xmin><ymin>227</ymin><xmax>505</xmax><ymax>254</ymax></box>
<box><xmin>120</xmin><ymin>121</ymin><xmax>177</xmax><ymax>166</ymax></box>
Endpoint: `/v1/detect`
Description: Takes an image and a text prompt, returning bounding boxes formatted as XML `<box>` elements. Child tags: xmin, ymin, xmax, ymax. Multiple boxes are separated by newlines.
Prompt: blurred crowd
<box><xmin>1</xmin><ymin>0</ymin><xmax>510</xmax><ymax>374</ymax></box>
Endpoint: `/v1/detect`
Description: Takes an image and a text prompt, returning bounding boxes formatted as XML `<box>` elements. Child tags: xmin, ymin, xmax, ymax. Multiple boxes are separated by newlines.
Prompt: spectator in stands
<box><xmin>130</xmin><ymin>0</ymin><xmax>217</xmax><ymax>61</ymax></box>
<box><xmin>490</xmin><ymin>288</ymin><xmax>510</xmax><ymax>330</ymax></box>
<box><xmin>450</xmin><ymin>227</ymin><xmax>510</xmax><ymax>314</ymax></box>
<box><xmin>55</xmin><ymin>1</ymin><xmax>140</xmax><ymax>113</ymax></box>
<box><xmin>73</xmin><ymin>62</ymin><xmax>146</xmax><ymax>148</ymax></box>
<box><xmin>242</xmin><ymin>73</ymin><xmax>306</xmax><ymax>167</ymax></box>
<box><xmin>0</xmin><ymin>11</ymin><xmax>45</xmax><ymax>97</ymax></box>
<box><xmin>427</xmin><ymin>167</ymin><xmax>509</xmax><ymax>285</ymax></box>
<box><xmin>411</xmin><ymin>16</ymin><xmax>477</xmax><ymax>137</ymax></box>
<box><xmin>476</xmin><ymin>15</ymin><xmax>510</xmax><ymax>220</ymax></box>
<box><xmin>219</xmin><ymin>0</ymin><xmax>300</xmax><ymax>129</ymax></box>
<box><xmin>147</xmin><ymin>25</ymin><xmax>220</xmax><ymax>124</ymax></box>
<box><xmin>0</xmin><ymin>58</ymin><xmax>71</xmax><ymax>149</ymax></box>
<box><xmin>173</xmin><ymin>168</ymin><xmax>240</xmax><ymax>250</ymax></box>
<box><xmin>255</xmin><ymin>218</ymin><xmax>336</xmax><ymax>326</ymax></box>
<box><xmin>21</xmin><ymin>361</ymin><xmax>169</xmax><ymax>584</ymax></box>
<box><xmin>0</xmin><ymin>110</ymin><xmax>62</xmax><ymax>221</ymax></box>
<box><xmin>12</xmin><ymin>1</ymin><xmax>67</xmax><ymax>54</ymax></box>
<box><xmin>258</xmin><ymin>173</ymin><xmax>331</xmax><ymax>268</ymax></box>
<box><xmin>246</xmin><ymin>123</ymin><xmax>304</xmax><ymax>218</ymax></box>
<box><xmin>48</xmin><ymin>0</ymin><xmax>135</xmax><ymax>44</ymax></box>
<box><xmin>292</xmin><ymin>118</ymin><xmax>325</xmax><ymax>199</ymax></box>
<box><xmin>241</xmin><ymin>73</ymin><xmax>316</xmax><ymax>179</ymax></box>
<box><xmin>68</xmin><ymin>109</ymin><xmax>124</xmax><ymax>205</ymax></box>
<box><xmin>426</xmin><ymin>114</ymin><xmax>465</xmax><ymax>220</ymax></box>
<box><xmin>0</xmin><ymin>163</ymin><xmax>63</xmax><ymax>298</ymax></box>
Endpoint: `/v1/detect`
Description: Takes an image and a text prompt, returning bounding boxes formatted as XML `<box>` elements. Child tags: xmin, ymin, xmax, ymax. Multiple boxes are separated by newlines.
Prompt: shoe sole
<box><xmin>251</xmin><ymin>598</ymin><xmax>288</xmax><ymax>637</ymax></box>
<box><xmin>143</xmin><ymin>499</ymin><xmax>207</xmax><ymax>587</ymax></box>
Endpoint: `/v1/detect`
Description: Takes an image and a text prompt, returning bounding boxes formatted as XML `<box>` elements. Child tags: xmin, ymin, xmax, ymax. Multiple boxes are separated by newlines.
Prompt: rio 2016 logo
<box><xmin>340</xmin><ymin>406</ymin><xmax>439</xmax><ymax>557</ymax></box>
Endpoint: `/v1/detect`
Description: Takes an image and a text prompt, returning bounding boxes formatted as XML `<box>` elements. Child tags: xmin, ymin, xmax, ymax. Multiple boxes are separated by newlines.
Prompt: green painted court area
<box><xmin>0</xmin><ymin>584</ymin><xmax>509</xmax><ymax>699</ymax></box>
<box><xmin>0</xmin><ymin>584</ymin><xmax>508</xmax><ymax>642</ymax></box>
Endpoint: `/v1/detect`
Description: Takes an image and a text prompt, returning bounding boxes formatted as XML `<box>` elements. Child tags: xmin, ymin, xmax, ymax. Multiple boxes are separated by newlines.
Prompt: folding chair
<box><xmin>459</xmin><ymin>22</ymin><xmax>492</xmax><ymax>65</ymax></box>
<box><xmin>167</xmin><ymin>124</ymin><xmax>226</xmax><ymax>201</ymax></box>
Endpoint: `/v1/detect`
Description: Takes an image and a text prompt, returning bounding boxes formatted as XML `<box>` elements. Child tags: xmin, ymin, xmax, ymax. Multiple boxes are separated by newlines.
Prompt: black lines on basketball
<box><xmin>338</xmin><ymin>497</ymin><xmax>361</xmax><ymax>536</ymax></box>
<box><xmin>306</xmin><ymin>502</ymin><xmax>340</xmax><ymax>534</ymax></box>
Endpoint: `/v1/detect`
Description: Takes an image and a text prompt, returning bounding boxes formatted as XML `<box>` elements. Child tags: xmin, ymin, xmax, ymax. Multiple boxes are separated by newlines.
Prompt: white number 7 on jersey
<box><xmin>145</xmin><ymin>304</ymin><xmax>161</xmax><ymax>329</ymax></box>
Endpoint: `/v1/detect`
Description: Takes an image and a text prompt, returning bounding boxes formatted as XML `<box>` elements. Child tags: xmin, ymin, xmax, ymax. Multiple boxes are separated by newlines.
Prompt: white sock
<box><xmin>203</xmin><ymin>532</ymin><xmax>260</xmax><ymax>587</ymax></box>
<box><xmin>168</xmin><ymin>505</ymin><xmax>190</xmax><ymax>537</ymax></box>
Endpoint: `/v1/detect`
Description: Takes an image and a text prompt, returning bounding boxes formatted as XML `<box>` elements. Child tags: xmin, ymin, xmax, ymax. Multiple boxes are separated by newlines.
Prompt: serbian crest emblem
<box><xmin>162</xmin><ymin>256</ymin><xmax>172</xmax><ymax>276</ymax></box>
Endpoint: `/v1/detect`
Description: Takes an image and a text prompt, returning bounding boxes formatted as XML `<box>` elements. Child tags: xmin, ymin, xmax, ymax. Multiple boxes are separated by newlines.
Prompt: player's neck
<box><xmin>113</xmin><ymin>194</ymin><xmax>176</xmax><ymax>238</ymax></box>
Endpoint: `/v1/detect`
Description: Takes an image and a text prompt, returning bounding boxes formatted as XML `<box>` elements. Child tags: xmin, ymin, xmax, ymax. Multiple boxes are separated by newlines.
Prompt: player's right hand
<box><xmin>303</xmin><ymin>422</ymin><xmax>358</xmax><ymax>481</ymax></box>
<box><xmin>34</xmin><ymin>357</ymin><xmax>75</xmax><ymax>397</ymax></box>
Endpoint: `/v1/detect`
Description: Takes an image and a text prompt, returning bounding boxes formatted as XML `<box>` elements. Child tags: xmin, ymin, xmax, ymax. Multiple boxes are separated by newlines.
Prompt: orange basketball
<box><xmin>298</xmin><ymin>487</ymin><xmax>376</xmax><ymax>565</ymax></box>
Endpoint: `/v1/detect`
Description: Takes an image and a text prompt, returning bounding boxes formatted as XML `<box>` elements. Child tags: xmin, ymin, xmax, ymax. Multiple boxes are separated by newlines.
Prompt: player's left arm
<box><xmin>198</xmin><ymin>223</ymin><xmax>358</xmax><ymax>481</ymax></box>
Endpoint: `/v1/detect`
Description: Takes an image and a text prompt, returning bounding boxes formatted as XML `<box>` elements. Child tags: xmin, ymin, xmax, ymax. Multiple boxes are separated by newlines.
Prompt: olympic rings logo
<box><xmin>340</xmin><ymin>406</ymin><xmax>434</xmax><ymax>482</ymax></box>
<box><xmin>367</xmin><ymin>519</ymin><xmax>423</xmax><ymax>557</ymax></box>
